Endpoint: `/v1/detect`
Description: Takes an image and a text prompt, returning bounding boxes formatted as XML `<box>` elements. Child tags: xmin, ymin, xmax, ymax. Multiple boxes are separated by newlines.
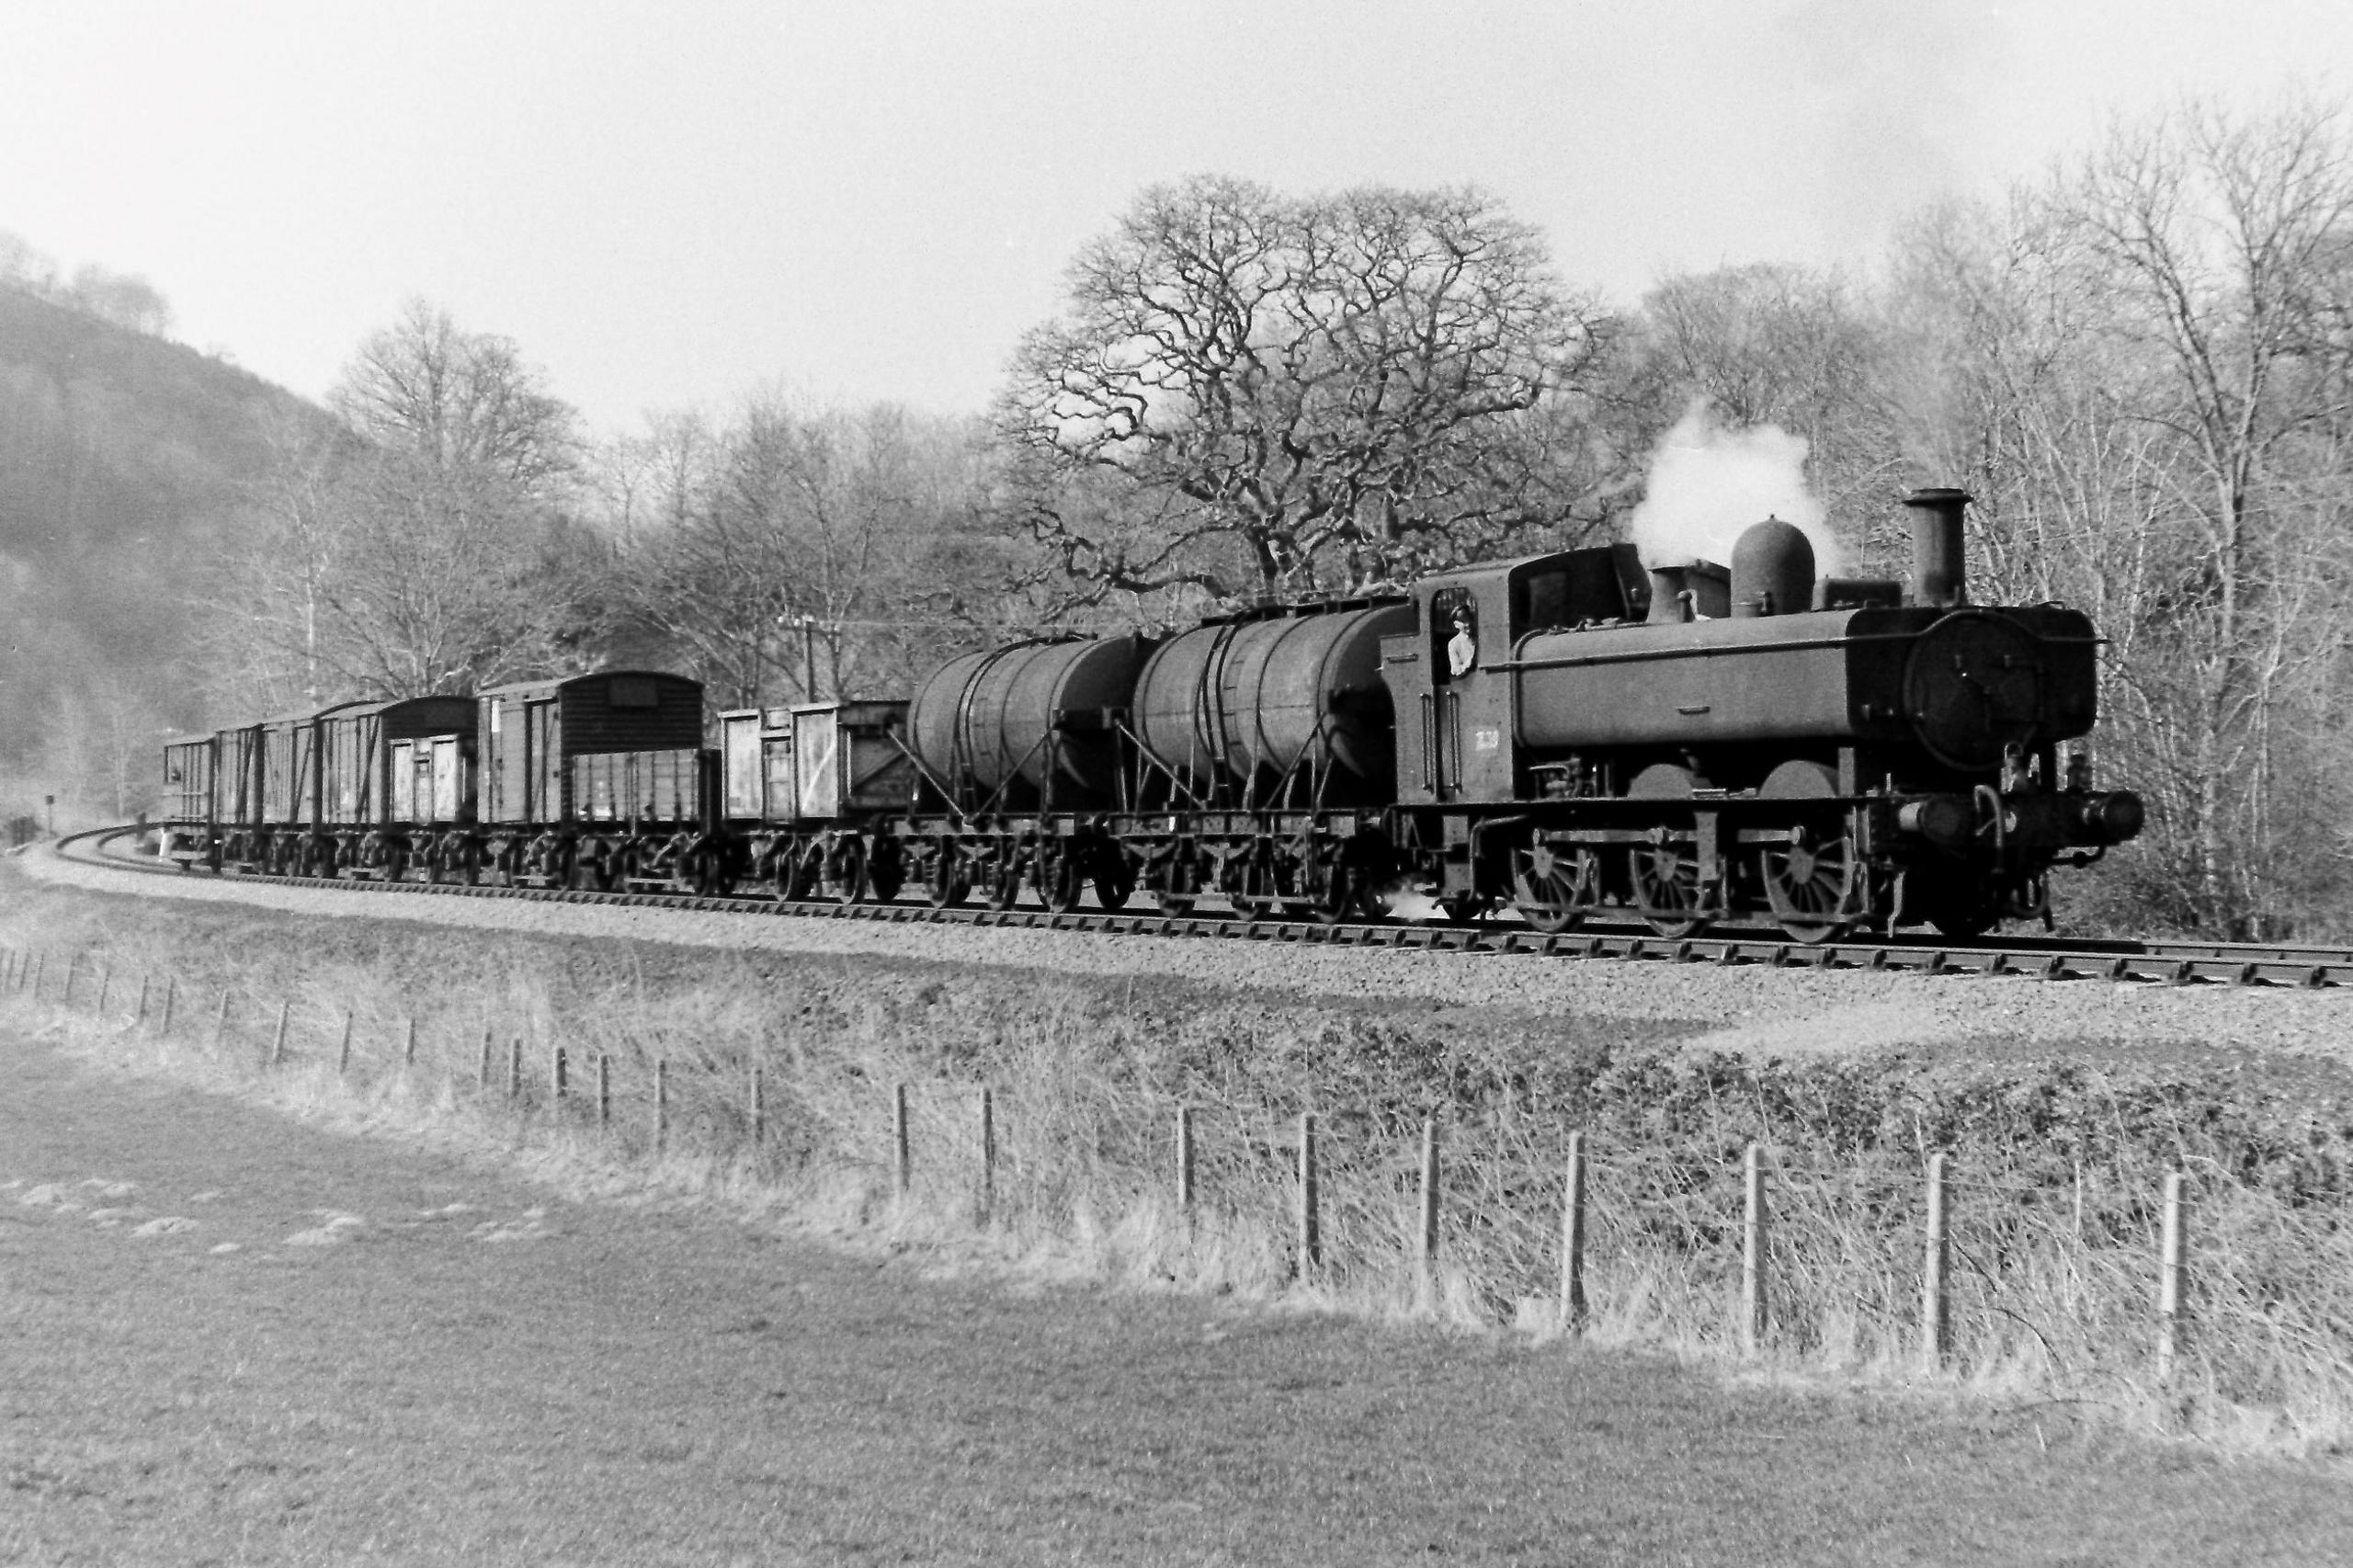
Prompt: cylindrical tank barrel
<box><xmin>906</xmin><ymin>634</ymin><xmax>1150</xmax><ymax>803</ymax></box>
<box><xmin>1132</xmin><ymin>603</ymin><xmax>1413</xmax><ymax>799</ymax></box>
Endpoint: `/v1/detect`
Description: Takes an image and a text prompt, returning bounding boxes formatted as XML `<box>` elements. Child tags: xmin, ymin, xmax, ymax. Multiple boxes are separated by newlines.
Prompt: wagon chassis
<box><xmin>63</xmin><ymin>825</ymin><xmax>2353</xmax><ymax>990</ymax></box>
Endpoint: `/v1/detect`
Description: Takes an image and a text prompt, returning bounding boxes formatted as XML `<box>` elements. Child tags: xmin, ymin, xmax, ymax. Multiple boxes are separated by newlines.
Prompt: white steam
<box><xmin>1626</xmin><ymin>402</ymin><xmax>1842</xmax><ymax>575</ymax></box>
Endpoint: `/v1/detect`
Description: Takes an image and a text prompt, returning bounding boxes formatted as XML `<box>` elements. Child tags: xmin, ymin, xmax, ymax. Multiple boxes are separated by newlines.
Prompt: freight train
<box><xmin>157</xmin><ymin>489</ymin><xmax>2144</xmax><ymax>943</ymax></box>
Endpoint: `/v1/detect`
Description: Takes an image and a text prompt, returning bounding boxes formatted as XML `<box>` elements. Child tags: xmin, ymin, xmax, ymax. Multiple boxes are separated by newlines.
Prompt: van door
<box><xmin>526</xmin><ymin>699</ymin><xmax>562</xmax><ymax>823</ymax></box>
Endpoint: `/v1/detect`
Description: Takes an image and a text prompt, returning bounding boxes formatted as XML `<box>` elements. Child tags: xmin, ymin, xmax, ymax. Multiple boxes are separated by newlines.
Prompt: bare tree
<box><xmin>1886</xmin><ymin>97</ymin><xmax>2353</xmax><ymax>937</ymax></box>
<box><xmin>1623</xmin><ymin>263</ymin><xmax>1908</xmax><ymax>560</ymax></box>
<box><xmin>208</xmin><ymin>301</ymin><xmax>596</xmax><ymax>702</ymax></box>
<box><xmin>620</xmin><ymin>397</ymin><xmax>991</xmax><ymax>710</ymax></box>
<box><xmin>1000</xmin><ymin>176</ymin><xmax>1616</xmax><ymax>603</ymax></box>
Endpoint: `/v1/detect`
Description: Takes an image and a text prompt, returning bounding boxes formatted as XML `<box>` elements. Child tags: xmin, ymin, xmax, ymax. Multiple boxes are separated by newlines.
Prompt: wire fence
<box><xmin>8</xmin><ymin>937</ymin><xmax>2351</xmax><ymax>1435</ymax></box>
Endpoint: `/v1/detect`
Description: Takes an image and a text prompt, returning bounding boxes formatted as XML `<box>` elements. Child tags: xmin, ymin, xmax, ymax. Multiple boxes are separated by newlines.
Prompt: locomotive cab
<box><xmin>1383</xmin><ymin>543</ymin><xmax>1648</xmax><ymax>806</ymax></box>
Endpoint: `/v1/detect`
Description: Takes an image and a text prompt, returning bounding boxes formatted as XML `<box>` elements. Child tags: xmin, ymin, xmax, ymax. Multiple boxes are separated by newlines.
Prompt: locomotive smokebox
<box><xmin>1730</xmin><ymin>518</ymin><xmax>1815</xmax><ymax>618</ymax></box>
<box><xmin>1904</xmin><ymin>486</ymin><xmax>1971</xmax><ymax>608</ymax></box>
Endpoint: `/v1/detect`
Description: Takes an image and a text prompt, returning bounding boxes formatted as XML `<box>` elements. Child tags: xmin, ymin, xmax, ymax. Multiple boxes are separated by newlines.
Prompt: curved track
<box><xmin>47</xmin><ymin>826</ymin><xmax>2353</xmax><ymax>989</ymax></box>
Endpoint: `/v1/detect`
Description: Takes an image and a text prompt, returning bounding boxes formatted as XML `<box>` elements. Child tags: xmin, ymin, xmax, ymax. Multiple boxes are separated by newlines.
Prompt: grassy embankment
<box><xmin>6</xmin><ymin>871</ymin><xmax>2352</xmax><ymax>1453</ymax></box>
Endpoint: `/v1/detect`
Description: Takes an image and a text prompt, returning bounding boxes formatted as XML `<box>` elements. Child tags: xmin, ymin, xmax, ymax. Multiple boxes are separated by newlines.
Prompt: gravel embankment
<box><xmin>28</xmin><ymin>844</ymin><xmax>2353</xmax><ymax>1065</ymax></box>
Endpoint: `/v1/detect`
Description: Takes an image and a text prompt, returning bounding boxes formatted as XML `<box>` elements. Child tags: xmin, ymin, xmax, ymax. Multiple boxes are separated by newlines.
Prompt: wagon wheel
<box><xmin>983</xmin><ymin>842</ymin><xmax>1025</xmax><ymax>911</ymax></box>
<box><xmin>688</xmin><ymin>843</ymin><xmax>729</xmax><ymax>898</ymax></box>
<box><xmin>1231</xmin><ymin>845</ymin><xmax>1296</xmax><ymax>921</ymax></box>
<box><xmin>821</xmin><ymin>836</ymin><xmax>870</xmax><ymax>904</ymax></box>
<box><xmin>1035</xmin><ymin>837</ymin><xmax>1087</xmax><ymax>914</ymax></box>
<box><xmin>1627</xmin><ymin>827</ymin><xmax>1711</xmax><ymax>939</ymax></box>
<box><xmin>569</xmin><ymin>841</ymin><xmax>609</xmax><ymax>892</ymax></box>
<box><xmin>1304</xmin><ymin>843</ymin><xmax>1380</xmax><ymax>926</ymax></box>
<box><xmin>456</xmin><ymin>842</ymin><xmax>482</xmax><ymax>887</ymax></box>
<box><xmin>1758</xmin><ymin>821</ymin><xmax>1859</xmax><ymax>944</ymax></box>
<box><xmin>381</xmin><ymin>844</ymin><xmax>410</xmax><ymax>885</ymax></box>
<box><xmin>926</xmin><ymin>839</ymin><xmax>971</xmax><ymax>909</ymax></box>
<box><xmin>769</xmin><ymin>846</ymin><xmax>810</xmax><ymax>901</ymax></box>
<box><xmin>867</xmin><ymin>838</ymin><xmax>906</xmax><ymax>903</ymax></box>
<box><xmin>1511</xmin><ymin>843</ymin><xmax>1601</xmax><ymax>934</ymax></box>
<box><xmin>1092</xmin><ymin>846</ymin><xmax>1136</xmax><ymax>913</ymax></box>
<box><xmin>1146</xmin><ymin>849</ymin><xmax>1198</xmax><ymax>915</ymax></box>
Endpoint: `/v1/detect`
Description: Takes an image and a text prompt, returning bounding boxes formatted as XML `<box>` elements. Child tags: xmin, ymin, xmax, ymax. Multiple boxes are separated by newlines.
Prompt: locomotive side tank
<box><xmin>1512</xmin><ymin>499</ymin><xmax>2098</xmax><ymax>775</ymax></box>
<box><xmin>905</xmin><ymin>633</ymin><xmax>1151</xmax><ymax>806</ymax></box>
<box><xmin>1132</xmin><ymin>601</ymin><xmax>1415</xmax><ymax>804</ymax></box>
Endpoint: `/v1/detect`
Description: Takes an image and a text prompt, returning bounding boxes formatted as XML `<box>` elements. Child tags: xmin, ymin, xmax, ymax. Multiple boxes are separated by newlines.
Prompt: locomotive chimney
<box><xmin>1904</xmin><ymin>487</ymin><xmax>1970</xmax><ymax>608</ymax></box>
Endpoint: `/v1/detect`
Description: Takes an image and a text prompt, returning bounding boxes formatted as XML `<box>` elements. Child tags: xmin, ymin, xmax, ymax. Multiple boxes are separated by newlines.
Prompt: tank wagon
<box><xmin>160</xmin><ymin>488</ymin><xmax>2143</xmax><ymax>943</ymax></box>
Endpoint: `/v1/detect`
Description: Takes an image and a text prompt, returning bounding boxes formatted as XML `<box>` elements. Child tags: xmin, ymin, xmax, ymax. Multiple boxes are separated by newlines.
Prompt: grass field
<box><xmin>9</xmin><ymin>999</ymin><xmax>2353</xmax><ymax>1564</ymax></box>
<box><xmin>7</xmin><ymin>868</ymin><xmax>2353</xmax><ymax>1464</ymax></box>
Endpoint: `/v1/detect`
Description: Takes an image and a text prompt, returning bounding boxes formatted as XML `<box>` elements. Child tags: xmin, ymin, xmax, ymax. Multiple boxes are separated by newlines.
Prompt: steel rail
<box><xmin>43</xmin><ymin>825</ymin><xmax>2353</xmax><ymax>989</ymax></box>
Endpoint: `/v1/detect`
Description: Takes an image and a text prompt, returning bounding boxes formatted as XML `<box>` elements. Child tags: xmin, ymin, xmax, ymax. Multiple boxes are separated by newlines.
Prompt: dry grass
<box><xmin>7</xmin><ymin>872</ymin><xmax>2353</xmax><ymax>1457</ymax></box>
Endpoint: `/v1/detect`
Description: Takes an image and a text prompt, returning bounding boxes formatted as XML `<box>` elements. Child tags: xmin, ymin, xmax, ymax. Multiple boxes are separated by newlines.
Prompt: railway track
<box><xmin>45</xmin><ymin>825</ymin><xmax>2353</xmax><ymax>989</ymax></box>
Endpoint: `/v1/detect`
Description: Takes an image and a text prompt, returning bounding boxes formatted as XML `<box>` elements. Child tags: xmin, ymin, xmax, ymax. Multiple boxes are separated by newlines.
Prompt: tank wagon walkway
<box><xmin>4</xmin><ymin>1028</ymin><xmax>2348</xmax><ymax>1563</ymax></box>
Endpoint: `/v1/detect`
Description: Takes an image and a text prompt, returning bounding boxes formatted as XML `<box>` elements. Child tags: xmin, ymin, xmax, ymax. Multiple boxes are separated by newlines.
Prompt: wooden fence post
<box><xmin>269</xmin><ymin>1000</ymin><xmax>290</xmax><ymax>1068</ymax></box>
<box><xmin>654</xmin><ymin>1058</ymin><xmax>668</xmax><ymax>1153</ymax></box>
<box><xmin>337</xmin><ymin>1011</ymin><xmax>354</xmax><ymax>1076</ymax></box>
<box><xmin>159</xmin><ymin>977</ymin><xmax>176</xmax><ymax>1038</ymax></box>
<box><xmin>403</xmin><ymin>1017</ymin><xmax>416</xmax><ymax>1067</ymax></box>
<box><xmin>1922</xmin><ymin>1153</ymin><xmax>1950</xmax><ymax>1373</ymax></box>
<box><xmin>976</xmin><ymin>1086</ymin><xmax>995</xmax><ymax>1226</ymax></box>
<box><xmin>1416</xmin><ymin>1117</ymin><xmax>1441</xmax><ymax>1307</ymax></box>
<box><xmin>654</xmin><ymin>1050</ymin><xmax>673</xmax><ymax>1149</ymax></box>
<box><xmin>552</xmin><ymin>1043</ymin><xmax>568</xmax><ymax>1102</ymax></box>
<box><xmin>1561</xmin><ymin>1130</ymin><xmax>1588</xmax><ymax>1332</ymax></box>
<box><xmin>748</xmin><ymin>1065</ymin><xmax>764</xmax><ymax>1144</ymax></box>
<box><xmin>2157</xmin><ymin>1171</ymin><xmax>2187</xmax><ymax>1382</ymax></box>
<box><xmin>1176</xmin><ymin>1105</ymin><xmax>1196</xmax><ymax>1235</ymax></box>
<box><xmin>60</xmin><ymin>949</ymin><xmax>76</xmax><ymax>1007</ymax></box>
<box><xmin>94</xmin><ymin>961</ymin><xmax>109</xmax><ymax>1017</ymax></box>
<box><xmin>1297</xmin><ymin>1112</ymin><xmax>1321</xmax><ymax>1277</ymax></box>
<box><xmin>478</xmin><ymin>1030</ymin><xmax>494</xmax><ymax>1091</ymax></box>
<box><xmin>597</xmin><ymin>1054</ymin><xmax>610</xmax><ymax>1130</ymax></box>
<box><xmin>892</xmin><ymin>1083</ymin><xmax>912</xmax><ymax>1199</ymax></box>
<box><xmin>134</xmin><ymin>973</ymin><xmax>150</xmax><ymax>1029</ymax></box>
<box><xmin>1742</xmin><ymin>1142</ymin><xmax>1769</xmax><ymax>1354</ymax></box>
<box><xmin>32</xmin><ymin>950</ymin><xmax>47</xmax><ymax>1002</ymax></box>
<box><xmin>507</xmin><ymin>1038</ymin><xmax>522</xmax><ymax>1100</ymax></box>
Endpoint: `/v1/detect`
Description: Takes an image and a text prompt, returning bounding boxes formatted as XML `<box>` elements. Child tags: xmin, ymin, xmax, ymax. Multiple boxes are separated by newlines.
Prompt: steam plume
<box><xmin>1627</xmin><ymin>401</ymin><xmax>1842</xmax><ymax>574</ymax></box>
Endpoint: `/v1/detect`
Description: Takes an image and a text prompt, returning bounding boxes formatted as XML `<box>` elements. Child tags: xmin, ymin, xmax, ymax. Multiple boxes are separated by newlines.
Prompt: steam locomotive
<box><xmin>159</xmin><ymin>488</ymin><xmax>2143</xmax><ymax>943</ymax></box>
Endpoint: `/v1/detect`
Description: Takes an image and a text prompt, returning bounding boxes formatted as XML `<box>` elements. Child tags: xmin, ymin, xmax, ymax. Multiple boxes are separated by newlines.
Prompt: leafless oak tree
<box><xmin>999</xmin><ymin>176</ymin><xmax>1616</xmax><ymax>603</ymax></box>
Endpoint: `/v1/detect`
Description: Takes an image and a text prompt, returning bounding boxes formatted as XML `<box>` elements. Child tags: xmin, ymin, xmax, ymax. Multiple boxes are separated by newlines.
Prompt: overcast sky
<box><xmin>2</xmin><ymin>1</ymin><xmax>2343</xmax><ymax>436</ymax></box>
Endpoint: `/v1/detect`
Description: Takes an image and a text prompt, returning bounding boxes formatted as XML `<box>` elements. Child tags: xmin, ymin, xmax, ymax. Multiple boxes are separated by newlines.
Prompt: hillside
<box><xmin>0</xmin><ymin>282</ymin><xmax>324</xmax><ymax>801</ymax></box>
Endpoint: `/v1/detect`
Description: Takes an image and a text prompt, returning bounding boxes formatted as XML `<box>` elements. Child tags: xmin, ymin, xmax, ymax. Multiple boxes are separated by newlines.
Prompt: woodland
<box><xmin>2</xmin><ymin>97</ymin><xmax>2349</xmax><ymax>939</ymax></box>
